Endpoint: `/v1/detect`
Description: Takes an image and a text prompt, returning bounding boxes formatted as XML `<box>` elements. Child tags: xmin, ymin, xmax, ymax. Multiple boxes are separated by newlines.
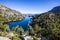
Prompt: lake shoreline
<box><xmin>3</xmin><ymin>18</ymin><xmax>25</xmax><ymax>24</ymax></box>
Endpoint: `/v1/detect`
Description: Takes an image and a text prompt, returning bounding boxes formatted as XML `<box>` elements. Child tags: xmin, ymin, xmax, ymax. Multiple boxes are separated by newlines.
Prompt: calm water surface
<box><xmin>9</xmin><ymin>16</ymin><xmax>32</xmax><ymax>30</ymax></box>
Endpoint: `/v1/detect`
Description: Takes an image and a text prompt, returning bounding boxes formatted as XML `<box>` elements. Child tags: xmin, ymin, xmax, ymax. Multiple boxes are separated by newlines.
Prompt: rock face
<box><xmin>20</xmin><ymin>34</ymin><xmax>33</xmax><ymax>40</ymax></box>
<box><xmin>0</xmin><ymin>4</ymin><xmax>24</xmax><ymax>22</ymax></box>
<box><xmin>0</xmin><ymin>37</ymin><xmax>10</xmax><ymax>40</ymax></box>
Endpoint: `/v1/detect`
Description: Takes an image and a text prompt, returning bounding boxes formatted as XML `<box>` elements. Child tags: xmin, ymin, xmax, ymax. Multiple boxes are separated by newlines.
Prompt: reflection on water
<box><xmin>9</xmin><ymin>16</ymin><xmax>33</xmax><ymax>30</ymax></box>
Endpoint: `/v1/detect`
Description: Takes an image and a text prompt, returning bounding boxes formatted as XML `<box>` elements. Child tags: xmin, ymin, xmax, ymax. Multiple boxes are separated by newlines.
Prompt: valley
<box><xmin>0</xmin><ymin>4</ymin><xmax>60</xmax><ymax>40</ymax></box>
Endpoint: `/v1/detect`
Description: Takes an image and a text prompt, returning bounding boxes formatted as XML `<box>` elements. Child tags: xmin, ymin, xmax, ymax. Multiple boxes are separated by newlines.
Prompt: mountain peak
<box><xmin>53</xmin><ymin>6</ymin><xmax>60</xmax><ymax>8</ymax></box>
<box><xmin>0</xmin><ymin>4</ymin><xmax>5</xmax><ymax>7</ymax></box>
<box><xmin>0</xmin><ymin>4</ymin><xmax>8</xmax><ymax>10</ymax></box>
<box><xmin>0</xmin><ymin>4</ymin><xmax>22</xmax><ymax>15</ymax></box>
<box><xmin>0</xmin><ymin>4</ymin><xmax>24</xmax><ymax>21</ymax></box>
<box><xmin>49</xmin><ymin>6</ymin><xmax>60</xmax><ymax>13</ymax></box>
<box><xmin>0</xmin><ymin>4</ymin><xmax>3</xmax><ymax>6</ymax></box>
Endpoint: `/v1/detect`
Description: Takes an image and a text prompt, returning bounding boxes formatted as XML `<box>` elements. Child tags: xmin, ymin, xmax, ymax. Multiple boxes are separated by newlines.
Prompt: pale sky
<box><xmin>0</xmin><ymin>0</ymin><xmax>60</xmax><ymax>14</ymax></box>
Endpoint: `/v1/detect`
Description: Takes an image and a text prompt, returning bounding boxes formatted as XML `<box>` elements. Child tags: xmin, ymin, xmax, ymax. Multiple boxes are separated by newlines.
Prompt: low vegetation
<box><xmin>31</xmin><ymin>12</ymin><xmax>60</xmax><ymax>40</ymax></box>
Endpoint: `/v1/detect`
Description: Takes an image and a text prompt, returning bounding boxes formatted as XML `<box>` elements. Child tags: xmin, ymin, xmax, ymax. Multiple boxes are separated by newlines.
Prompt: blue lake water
<box><xmin>9</xmin><ymin>16</ymin><xmax>33</xmax><ymax>30</ymax></box>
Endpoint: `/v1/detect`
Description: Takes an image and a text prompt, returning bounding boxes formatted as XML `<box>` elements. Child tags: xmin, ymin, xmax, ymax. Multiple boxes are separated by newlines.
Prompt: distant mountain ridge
<box><xmin>49</xmin><ymin>6</ymin><xmax>60</xmax><ymax>13</ymax></box>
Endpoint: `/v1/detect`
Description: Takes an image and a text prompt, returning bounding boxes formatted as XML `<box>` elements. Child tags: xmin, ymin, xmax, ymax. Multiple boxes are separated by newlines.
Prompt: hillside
<box><xmin>49</xmin><ymin>6</ymin><xmax>60</xmax><ymax>13</ymax></box>
<box><xmin>0</xmin><ymin>4</ymin><xmax>24</xmax><ymax>22</ymax></box>
<box><xmin>31</xmin><ymin>6</ymin><xmax>60</xmax><ymax>40</ymax></box>
<box><xmin>0</xmin><ymin>4</ymin><xmax>25</xmax><ymax>40</ymax></box>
